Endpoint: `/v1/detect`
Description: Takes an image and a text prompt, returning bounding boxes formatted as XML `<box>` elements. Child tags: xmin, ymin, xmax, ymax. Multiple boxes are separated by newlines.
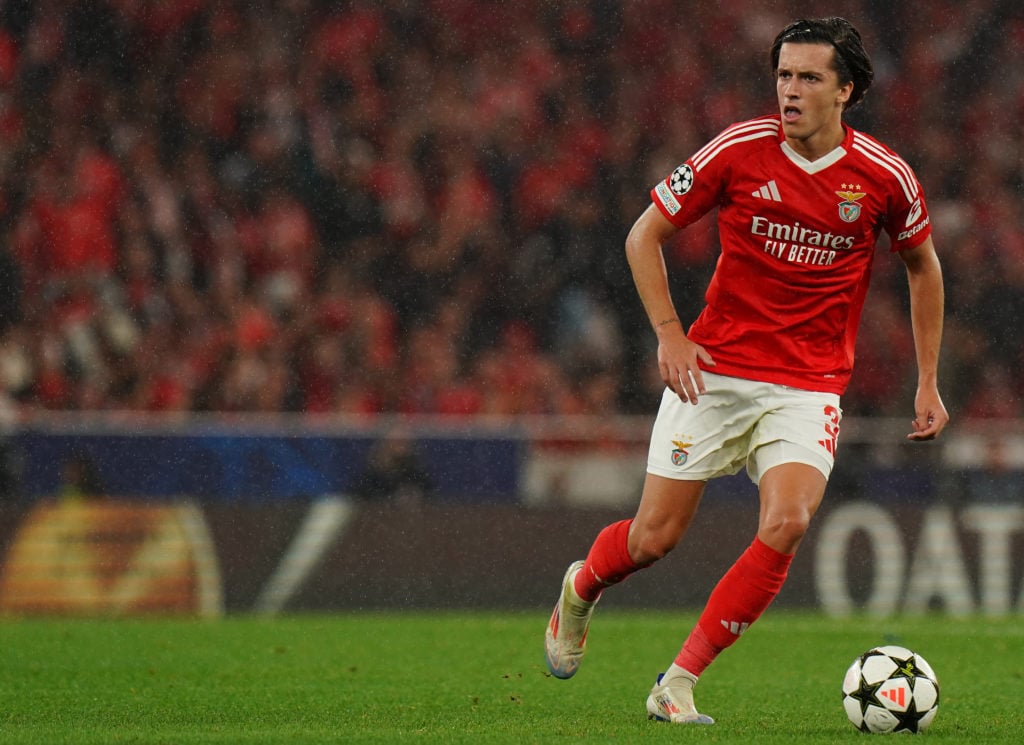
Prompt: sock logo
<box><xmin>720</xmin><ymin>619</ymin><xmax>750</xmax><ymax>636</ymax></box>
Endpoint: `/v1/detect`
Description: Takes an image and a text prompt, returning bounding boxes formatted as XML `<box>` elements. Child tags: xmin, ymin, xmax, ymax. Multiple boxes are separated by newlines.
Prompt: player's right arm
<box><xmin>625</xmin><ymin>204</ymin><xmax>715</xmax><ymax>405</ymax></box>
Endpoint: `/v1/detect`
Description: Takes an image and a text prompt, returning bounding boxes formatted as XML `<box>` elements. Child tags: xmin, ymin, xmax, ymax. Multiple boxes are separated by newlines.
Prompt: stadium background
<box><xmin>0</xmin><ymin>0</ymin><xmax>1020</xmax><ymax>616</ymax></box>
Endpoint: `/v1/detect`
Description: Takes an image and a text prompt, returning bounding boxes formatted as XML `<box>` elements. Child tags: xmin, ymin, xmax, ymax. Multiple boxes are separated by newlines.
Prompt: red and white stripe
<box><xmin>691</xmin><ymin>117</ymin><xmax>779</xmax><ymax>172</ymax></box>
<box><xmin>851</xmin><ymin>132</ymin><xmax>919</xmax><ymax>205</ymax></box>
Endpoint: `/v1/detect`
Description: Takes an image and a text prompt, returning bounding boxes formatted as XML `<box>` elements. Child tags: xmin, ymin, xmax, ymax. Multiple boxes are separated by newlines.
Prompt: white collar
<box><xmin>780</xmin><ymin>140</ymin><xmax>847</xmax><ymax>174</ymax></box>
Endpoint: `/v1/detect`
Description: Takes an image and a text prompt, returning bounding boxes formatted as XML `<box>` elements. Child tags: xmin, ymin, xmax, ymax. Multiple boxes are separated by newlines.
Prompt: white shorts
<box><xmin>647</xmin><ymin>371</ymin><xmax>842</xmax><ymax>484</ymax></box>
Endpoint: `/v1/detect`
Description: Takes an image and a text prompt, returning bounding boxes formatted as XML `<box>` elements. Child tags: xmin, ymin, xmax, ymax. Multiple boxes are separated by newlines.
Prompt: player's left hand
<box><xmin>907</xmin><ymin>389</ymin><xmax>949</xmax><ymax>441</ymax></box>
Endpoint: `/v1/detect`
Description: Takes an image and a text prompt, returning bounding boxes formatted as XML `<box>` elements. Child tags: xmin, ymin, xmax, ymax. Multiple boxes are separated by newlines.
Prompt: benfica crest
<box><xmin>835</xmin><ymin>185</ymin><xmax>867</xmax><ymax>223</ymax></box>
<box><xmin>671</xmin><ymin>439</ymin><xmax>692</xmax><ymax>466</ymax></box>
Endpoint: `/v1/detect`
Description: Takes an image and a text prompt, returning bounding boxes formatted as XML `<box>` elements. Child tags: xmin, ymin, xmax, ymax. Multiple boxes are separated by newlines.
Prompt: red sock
<box><xmin>675</xmin><ymin>536</ymin><xmax>793</xmax><ymax>675</ymax></box>
<box><xmin>573</xmin><ymin>519</ymin><xmax>640</xmax><ymax>601</ymax></box>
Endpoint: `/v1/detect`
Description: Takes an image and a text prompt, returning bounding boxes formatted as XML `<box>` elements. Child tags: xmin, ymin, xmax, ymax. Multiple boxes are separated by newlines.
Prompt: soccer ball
<box><xmin>842</xmin><ymin>645</ymin><xmax>939</xmax><ymax>734</ymax></box>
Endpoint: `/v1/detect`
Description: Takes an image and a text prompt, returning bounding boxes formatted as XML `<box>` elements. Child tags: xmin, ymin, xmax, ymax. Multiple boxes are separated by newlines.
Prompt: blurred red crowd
<box><xmin>0</xmin><ymin>0</ymin><xmax>1020</xmax><ymax>419</ymax></box>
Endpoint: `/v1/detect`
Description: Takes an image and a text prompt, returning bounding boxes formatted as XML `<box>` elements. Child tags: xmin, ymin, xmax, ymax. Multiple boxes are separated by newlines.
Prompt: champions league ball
<box><xmin>842</xmin><ymin>645</ymin><xmax>940</xmax><ymax>734</ymax></box>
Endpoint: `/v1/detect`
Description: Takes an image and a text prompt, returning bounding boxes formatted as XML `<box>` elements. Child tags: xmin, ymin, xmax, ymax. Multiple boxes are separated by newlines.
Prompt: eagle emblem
<box><xmin>671</xmin><ymin>439</ymin><xmax>693</xmax><ymax>467</ymax></box>
<box><xmin>835</xmin><ymin>186</ymin><xmax>867</xmax><ymax>223</ymax></box>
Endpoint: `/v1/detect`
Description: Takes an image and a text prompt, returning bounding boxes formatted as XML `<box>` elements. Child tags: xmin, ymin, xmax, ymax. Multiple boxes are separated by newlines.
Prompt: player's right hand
<box><xmin>657</xmin><ymin>331</ymin><xmax>715</xmax><ymax>405</ymax></box>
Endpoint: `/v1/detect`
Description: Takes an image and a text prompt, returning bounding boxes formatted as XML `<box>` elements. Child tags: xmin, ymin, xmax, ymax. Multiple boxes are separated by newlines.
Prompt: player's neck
<box><xmin>785</xmin><ymin>121</ymin><xmax>846</xmax><ymax>162</ymax></box>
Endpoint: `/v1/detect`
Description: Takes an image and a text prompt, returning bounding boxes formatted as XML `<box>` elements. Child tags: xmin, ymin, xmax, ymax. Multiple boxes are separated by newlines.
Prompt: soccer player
<box><xmin>544</xmin><ymin>17</ymin><xmax>948</xmax><ymax>724</ymax></box>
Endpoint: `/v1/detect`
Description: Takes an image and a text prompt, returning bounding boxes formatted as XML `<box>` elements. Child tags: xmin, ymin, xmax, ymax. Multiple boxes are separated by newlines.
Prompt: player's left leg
<box><xmin>755</xmin><ymin>460</ymin><xmax>829</xmax><ymax>554</ymax></box>
<box><xmin>650</xmin><ymin>382</ymin><xmax>839</xmax><ymax>724</ymax></box>
<box><xmin>655</xmin><ymin>462</ymin><xmax>826</xmax><ymax>723</ymax></box>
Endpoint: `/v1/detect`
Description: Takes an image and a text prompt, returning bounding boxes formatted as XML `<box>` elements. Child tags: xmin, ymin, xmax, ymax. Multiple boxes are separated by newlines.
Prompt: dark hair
<box><xmin>770</xmin><ymin>17</ymin><xmax>874</xmax><ymax>110</ymax></box>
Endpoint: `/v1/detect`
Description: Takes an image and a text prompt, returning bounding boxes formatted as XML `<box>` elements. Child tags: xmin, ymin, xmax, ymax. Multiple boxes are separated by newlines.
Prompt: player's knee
<box><xmin>759</xmin><ymin>511</ymin><xmax>812</xmax><ymax>551</ymax></box>
<box><xmin>627</xmin><ymin>527</ymin><xmax>678</xmax><ymax>565</ymax></box>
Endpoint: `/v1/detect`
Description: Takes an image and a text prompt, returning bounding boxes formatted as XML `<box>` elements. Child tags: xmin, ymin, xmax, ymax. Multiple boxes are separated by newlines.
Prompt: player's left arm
<box><xmin>899</xmin><ymin>235</ymin><xmax>949</xmax><ymax>441</ymax></box>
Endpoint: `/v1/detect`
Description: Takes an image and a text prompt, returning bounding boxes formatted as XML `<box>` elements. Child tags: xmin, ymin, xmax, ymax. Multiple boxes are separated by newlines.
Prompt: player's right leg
<box><xmin>544</xmin><ymin>518</ymin><xmax>634</xmax><ymax>678</ymax></box>
<box><xmin>545</xmin><ymin>476</ymin><xmax>705</xmax><ymax>679</ymax></box>
<box><xmin>545</xmin><ymin>380</ymin><xmax>728</xmax><ymax>681</ymax></box>
<box><xmin>543</xmin><ymin>559</ymin><xmax>596</xmax><ymax>679</ymax></box>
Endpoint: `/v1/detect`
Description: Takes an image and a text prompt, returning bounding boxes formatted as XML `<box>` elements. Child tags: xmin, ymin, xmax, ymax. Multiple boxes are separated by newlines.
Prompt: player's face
<box><xmin>776</xmin><ymin>42</ymin><xmax>853</xmax><ymax>159</ymax></box>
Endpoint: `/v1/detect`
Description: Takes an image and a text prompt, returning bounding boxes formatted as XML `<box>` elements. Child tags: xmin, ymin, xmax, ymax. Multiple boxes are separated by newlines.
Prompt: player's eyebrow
<box><xmin>777</xmin><ymin>65</ymin><xmax>827</xmax><ymax>78</ymax></box>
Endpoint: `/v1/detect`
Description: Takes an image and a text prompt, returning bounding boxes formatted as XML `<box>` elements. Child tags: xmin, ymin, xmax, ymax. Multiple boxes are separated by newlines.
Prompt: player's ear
<box><xmin>837</xmin><ymin>81</ymin><xmax>854</xmax><ymax>107</ymax></box>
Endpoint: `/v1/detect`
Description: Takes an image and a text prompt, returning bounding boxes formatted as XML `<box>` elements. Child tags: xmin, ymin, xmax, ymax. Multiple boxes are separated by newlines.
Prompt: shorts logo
<box><xmin>670</xmin><ymin>164</ymin><xmax>694</xmax><ymax>195</ymax></box>
<box><xmin>835</xmin><ymin>185</ymin><xmax>867</xmax><ymax>223</ymax></box>
<box><xmin>671</xmin><ymin>439</ymin><xmax>692</xmax><ymax>466</ymax></box>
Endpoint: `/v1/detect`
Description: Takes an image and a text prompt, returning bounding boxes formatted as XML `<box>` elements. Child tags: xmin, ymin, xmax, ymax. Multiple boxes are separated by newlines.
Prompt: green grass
<box><xmin>0</xmin><ymin>611</ymin><xmax>1021</xmax><ymax>743</ymax></box>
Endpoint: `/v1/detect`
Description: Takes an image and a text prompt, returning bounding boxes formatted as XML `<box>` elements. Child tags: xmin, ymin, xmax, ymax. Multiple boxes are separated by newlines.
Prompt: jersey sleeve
<box><xmin>650</xmin><ymin>156</ymin><xmax>723</xmax><ymax>229</ymax></box>
<box><xmin>652</xmin><ymin>118</ymin><xmax>784</xmax><ymax>228</ymax></box>
<box><xmin>881</xmin><ymin>159</ymin><xmax>932</xmax><ymax>252</ymax></box>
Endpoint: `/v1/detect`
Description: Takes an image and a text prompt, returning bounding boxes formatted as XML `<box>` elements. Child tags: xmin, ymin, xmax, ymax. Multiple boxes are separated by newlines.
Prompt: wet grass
<box><xmin>0</xmin><ymin>610</ymin><xmax>1020</xmax><ymax>743</ymax></box>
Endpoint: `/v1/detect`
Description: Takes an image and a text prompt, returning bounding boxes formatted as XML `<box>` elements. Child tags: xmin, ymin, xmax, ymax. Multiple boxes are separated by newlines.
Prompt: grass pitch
<box><xmin>0</xmin><ymin>611</ymin><xmax>1020</xmax><ymax>744</ymax></box>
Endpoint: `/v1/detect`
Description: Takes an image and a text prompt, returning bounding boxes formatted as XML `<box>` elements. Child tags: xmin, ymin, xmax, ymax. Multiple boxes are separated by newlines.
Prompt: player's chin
<box><xmin>780</xmin><ymin>119</ymin><xmax>804</xmax><ymax>139</ymax></box>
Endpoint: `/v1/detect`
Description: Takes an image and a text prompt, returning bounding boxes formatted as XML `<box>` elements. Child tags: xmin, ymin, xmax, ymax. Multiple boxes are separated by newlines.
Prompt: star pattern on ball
<box><xmin>891</xmin><ymin>696</ymin><xmax>931</xmax><ymax>734</ymax></box>
<box><xmin>843</xmin><ymin>647</ymin><xmax>939</xmax><ymax>734</ymax></box>
<box><xmin>888</xmin><ymin>655</ymin><xmax>925</xmax><ymax>680</ymax></box>
<box><xmin>848</xmin><ymin>676</ymin><xmax>884</xmax><ymax>723</ymax></box>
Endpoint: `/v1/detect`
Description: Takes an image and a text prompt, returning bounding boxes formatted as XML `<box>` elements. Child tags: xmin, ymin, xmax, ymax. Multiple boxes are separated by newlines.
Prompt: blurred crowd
<box><xmin>0</xmin><ymin>0</ymin><xmax>1020</xmax><ymax>420</ymax></box>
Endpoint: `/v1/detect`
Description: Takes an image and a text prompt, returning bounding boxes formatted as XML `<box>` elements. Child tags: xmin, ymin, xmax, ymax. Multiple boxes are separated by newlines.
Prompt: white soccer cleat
<box><xmin>646</xmin><ymin>672</ymin><xmax>715</xmax><ymax>725</ymax></box>
<box><xmin>544</xmin><ymin>560</ymin><xmax>598</xmax><ymax>679</ymax></box>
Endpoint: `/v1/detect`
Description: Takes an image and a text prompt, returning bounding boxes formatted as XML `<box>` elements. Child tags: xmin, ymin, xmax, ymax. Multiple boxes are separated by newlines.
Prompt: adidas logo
<box><xmin>751</xmin><ymin>180</ymin><xmax>782</xmax><ymax>201</ymax></box>
<box><xmin>721</xmin><ymin>619</ymin><xmax>750</xmax><ymax>635</ymax></box>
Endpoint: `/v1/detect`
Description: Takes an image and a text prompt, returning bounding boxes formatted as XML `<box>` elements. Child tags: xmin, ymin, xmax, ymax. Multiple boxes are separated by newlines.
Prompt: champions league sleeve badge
<box><xmin>670</xmin><ymin>164</ymin><xmax>694</xmax><ymax>195</ymax></box>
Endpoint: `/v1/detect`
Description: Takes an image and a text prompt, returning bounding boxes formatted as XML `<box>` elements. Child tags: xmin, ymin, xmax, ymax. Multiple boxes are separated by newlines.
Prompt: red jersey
<box><xmin>651</xmin><ymin>115</ymin><xmax>932</xmax><ymax>395</ymax></box>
